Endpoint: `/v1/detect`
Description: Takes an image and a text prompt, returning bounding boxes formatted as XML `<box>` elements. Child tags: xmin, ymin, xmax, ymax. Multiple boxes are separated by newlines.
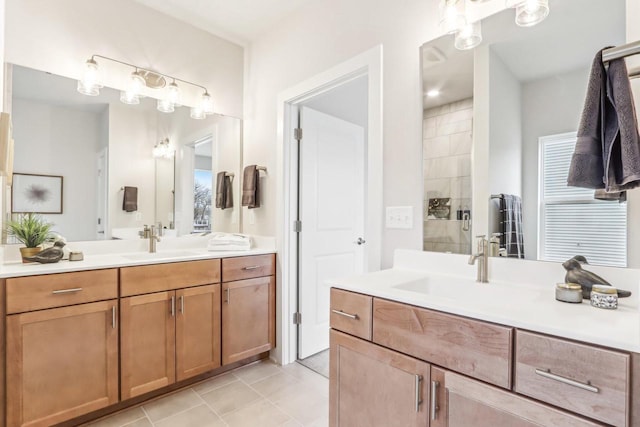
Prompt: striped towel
<box><xmin>499</xmin><ymin>194</ymin><xmax>524</xmax><ymax>259</ymax></box>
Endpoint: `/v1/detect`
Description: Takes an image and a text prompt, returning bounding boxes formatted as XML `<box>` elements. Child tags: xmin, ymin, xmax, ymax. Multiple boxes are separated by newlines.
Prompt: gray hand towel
<box><xmin>567</xmin><ymin>50</ymin><xmax>606</xmax><ymax>189</ymax></box>
<box><xmin>241</xmin><ymin>165</ymin><xmax>260</xmax><ymax>209</ymax></box>
<box><xmin>603</xmin><ymin>56</ymin><xmax>640</xmax><ymax>192</ymax></box>
<box><xmin>122</xmin><ymin>186</ymin><xmax>138</xmax><ymax>212</ymax></box>
<box><xmin>215</xmin><ymin>172</ymin><xmax>226</xmax><ymax>209</ymax></box>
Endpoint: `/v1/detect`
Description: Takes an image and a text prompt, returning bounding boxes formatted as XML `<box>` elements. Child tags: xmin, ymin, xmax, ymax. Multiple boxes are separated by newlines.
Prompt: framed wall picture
<box><xmin>12</xmin><ymin>173</ymin><xmax>63</xmax><ymax>214</ymax></box>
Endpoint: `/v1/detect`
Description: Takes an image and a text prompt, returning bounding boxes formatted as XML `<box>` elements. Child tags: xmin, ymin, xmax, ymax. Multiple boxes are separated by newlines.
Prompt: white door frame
<box><xmin>275</xmin><ymin>45</ymin><xmax>383</xmax><ymax>365</ymax></box>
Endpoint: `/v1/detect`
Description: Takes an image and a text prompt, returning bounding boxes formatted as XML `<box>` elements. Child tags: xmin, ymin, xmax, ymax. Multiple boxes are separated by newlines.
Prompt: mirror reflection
<box><xmin>8</xmin><ymin>64</ymin><xmax>241</xmax><ymax>242</ymax></box>
<box><xmin>422</xmin><ymin>0</ymin><xmax>636</xmax><ymax>267</ymax></box>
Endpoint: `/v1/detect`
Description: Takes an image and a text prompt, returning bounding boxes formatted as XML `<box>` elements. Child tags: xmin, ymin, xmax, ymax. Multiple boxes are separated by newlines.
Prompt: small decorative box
<box><xmin>590</xmin><ymin>285</ymin><xmax>618</xmax><ymax>310</ymax></box>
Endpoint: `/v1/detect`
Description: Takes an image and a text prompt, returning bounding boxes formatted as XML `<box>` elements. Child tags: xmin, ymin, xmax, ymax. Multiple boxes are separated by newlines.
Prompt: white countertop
<box><xmin>331</xmin><ymin>250</ymin><xmax>640</xmax><ymax>353</ymax></box>
<box><xmin>0</xmin><ymin>235</ymin><xmax>276</xmax><ymax>278</ymax></box>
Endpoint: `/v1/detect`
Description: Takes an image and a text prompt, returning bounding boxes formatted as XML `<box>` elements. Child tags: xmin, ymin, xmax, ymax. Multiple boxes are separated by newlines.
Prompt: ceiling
<box><xmin>303</xmin><ymin>76</ymin><xmax>368</xmax><ymax>128</ymax></box>
<box><xmin>421</xmin><ymin>0</ymin><xmax>625</xmax><ymax>109</ymax></box>
<box><xmin>133</xmin><ymin>0</ymin><xmax>317</xmax><ymax>45</ymax></box>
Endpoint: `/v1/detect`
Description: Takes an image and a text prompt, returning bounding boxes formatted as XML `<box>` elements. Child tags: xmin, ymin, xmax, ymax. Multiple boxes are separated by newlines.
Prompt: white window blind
<box><xmin>539</xmin><ymin>133</ymin><xmax>627</xmax><ymax>267</ymax></box>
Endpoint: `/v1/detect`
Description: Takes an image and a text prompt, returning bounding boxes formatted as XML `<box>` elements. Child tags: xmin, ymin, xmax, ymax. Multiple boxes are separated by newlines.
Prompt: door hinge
<box><xmin>294</xmin><ymin>128</ymin><xmax>303</xmax><ymax>141</ymax></box>
<box><xmin>293</xmin><ymin>220</ymin><xmax>302</xmax><ymax>233</ymax></box>
<box><xmin>293</xmin><ymin>312</ymin><xmax>302</xmax><ymax>324</ymax></box>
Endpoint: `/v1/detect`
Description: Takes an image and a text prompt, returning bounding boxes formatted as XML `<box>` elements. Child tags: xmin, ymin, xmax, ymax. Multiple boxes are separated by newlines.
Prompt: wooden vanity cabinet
<box><xmin>6</xmin><ymin>300</ymin><xmax>119</xmax><ymax>427</ymax></box>
<box><xmin>221</xmin><ymin>255</ymin><xmax>276</xmax><ymax>365</ymax></box>
<box><xmin>119</xmin><ymin>260</ymin><xmax>223</xmax><ymax>399</ymax></box>
<box><xmin>431</xmin><ymin>367</ymin><xmax>603</xmax><ymax>427</ymax></box>
<box><xmin>330</xmin><ymin>330</ymin><xmax>431</xmax><ymax>427</ymax></box>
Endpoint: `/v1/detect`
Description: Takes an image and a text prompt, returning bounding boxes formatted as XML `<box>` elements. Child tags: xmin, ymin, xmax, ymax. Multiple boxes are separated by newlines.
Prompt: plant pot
<box><xmin>20</xmin><ymin>247</ymin><xmax>42</xmax><ymax>263</ymax></box>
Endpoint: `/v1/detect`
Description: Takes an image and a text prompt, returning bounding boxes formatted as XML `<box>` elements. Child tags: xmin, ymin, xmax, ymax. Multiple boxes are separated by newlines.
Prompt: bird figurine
<box><xmin>562</xmin><ymin>256</ymin><xmax>632</xmax><ymax>299</ymax></box>
<box><xmin>24</xmin><ymin>240</ymin><xmax>66</xmax><ymax>264</ymax></box>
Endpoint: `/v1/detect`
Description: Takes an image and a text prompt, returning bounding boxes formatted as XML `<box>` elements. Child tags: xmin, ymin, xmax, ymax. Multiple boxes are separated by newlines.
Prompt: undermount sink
<box><xmin>122</xmin><ymin>250</ymin><xmax>200</xmax><ymax>261</ymax></box>
<box><xmin>392</xmin><ymin>275</ymin><xmax>543</xmax><ymax>302</ymax></box>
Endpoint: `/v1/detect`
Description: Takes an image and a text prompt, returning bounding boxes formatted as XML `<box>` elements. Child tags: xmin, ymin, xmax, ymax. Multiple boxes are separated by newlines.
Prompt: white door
<box><xmin>96</xmin><ymin>147</ymin><xmax>108</xmax><ymax>240</ymax></box>
<box><xmin>298</xmin><ymin>107</ymin><xmax>366</xmax><ymax>359</ymax></box>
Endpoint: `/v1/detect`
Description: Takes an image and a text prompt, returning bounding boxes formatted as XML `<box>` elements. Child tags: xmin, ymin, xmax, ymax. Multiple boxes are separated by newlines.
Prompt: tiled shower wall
<box><xmin>423</xmin><ymin>98</ymin><xmax>473</xmax><ymax>254</ymax></box>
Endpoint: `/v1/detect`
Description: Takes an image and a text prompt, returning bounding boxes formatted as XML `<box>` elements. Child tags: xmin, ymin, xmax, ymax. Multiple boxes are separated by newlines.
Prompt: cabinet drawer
<box><xmin>373</xmin><ymin>298</ymin><xmax>513</xmax><ymax>388</ymax></box>
<box><xmin>6</xmin><ymin>269</ymin><xmax>118</xmax><ymax>314</ymax></box>
<box><xmin>221</xmin><ymin>254</ymin><xmax>275</xmax><ymax>282</ymax></box>
<box><xmin>330</xmin><ymin>289</ymin><xmax>372</xmax><ymax>340</ymax></box>
<box><xmin>121</xmin><ymin>259</ymin><xmax>221</xmax><ymax>296</ymax></box>
<box><xmin>515</xmin><ymin>330</ymin><xmax>630</xmax><ymax>427</ymax></box>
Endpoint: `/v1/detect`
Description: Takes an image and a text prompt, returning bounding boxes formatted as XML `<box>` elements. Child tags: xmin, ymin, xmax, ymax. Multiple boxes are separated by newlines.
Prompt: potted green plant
<box><xmin>6</xmin><ymin>213</ymin><xmax>54</xmax><ymax>262</ymax></box>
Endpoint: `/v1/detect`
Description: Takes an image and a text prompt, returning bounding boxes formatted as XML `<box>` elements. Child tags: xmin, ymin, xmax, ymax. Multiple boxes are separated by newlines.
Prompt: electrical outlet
<box><xmin>385</xmin><ymin>206</ymin><xmax>413</xmax><ymax>229</ymax></box>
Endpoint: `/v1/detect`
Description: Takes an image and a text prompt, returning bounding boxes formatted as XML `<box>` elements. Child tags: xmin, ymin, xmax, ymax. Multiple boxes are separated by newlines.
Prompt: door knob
<box><xmin>354</xmin><ymin>237</ymin><xmax>366</xmax><ymax>245</ymax></box>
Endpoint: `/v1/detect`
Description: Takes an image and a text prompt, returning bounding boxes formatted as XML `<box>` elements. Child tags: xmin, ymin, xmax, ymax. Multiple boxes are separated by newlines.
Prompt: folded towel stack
<box><xmin>207</xmin><ymin>233</ymin><xmax>252</xmax><ymax>251</ymax></box>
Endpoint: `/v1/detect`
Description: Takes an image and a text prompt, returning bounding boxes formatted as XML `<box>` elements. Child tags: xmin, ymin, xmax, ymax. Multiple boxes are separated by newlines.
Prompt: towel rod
<box><xmin>490</xmin><ymin>194</ymin><xmax>504</xmax><ymax>199</ymax></box>
<box><xmin>225</xmin><ymin>172</ymin><xmax>235</xmax><ymax>178</ymax></box>
<box><xmin>256</xmin><ymin>166</ymin><xmax>267</xmax><ymax>172</ymax></box>
<box><xmin>602</xmin><ymin>40</ymin><xmax>640</xmax><ymax>63</ymax></box>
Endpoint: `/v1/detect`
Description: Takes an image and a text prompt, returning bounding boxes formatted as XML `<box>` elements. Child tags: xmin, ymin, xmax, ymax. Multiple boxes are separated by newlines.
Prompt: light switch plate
<box><xmin>386</xmin><ymin>206</ymin><xmax>413</xmax><ymax>229</ymax></box>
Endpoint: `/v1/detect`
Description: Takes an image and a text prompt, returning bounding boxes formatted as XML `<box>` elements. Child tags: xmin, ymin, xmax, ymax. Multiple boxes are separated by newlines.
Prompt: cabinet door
<box><xmin>121</xmin><ymin>291</ymin><xmax>176</xmax><ymax>399</ymax></box>
<box><xmin>6</xmin><ymin>300</ymin><xmax>118</xmax><ymax>427</ymax></box>
<box><xmin>176</xmin><ymin>284</ymin><xmax>221</xmax><ymax>381</ymax></box>
<box><xmin>330</xmin><ymin>330</ymin><xmax>430</xmax><ymax>427</ymax></box>
<box><xmin>221</xmin><ymin>276</ymin><xmax>275</xmax><ymax>365</ymax></box>
<box><xmin>434</xmin><ymin>368</ymin><xmax>603</xmax><ymax>427</ymax></box>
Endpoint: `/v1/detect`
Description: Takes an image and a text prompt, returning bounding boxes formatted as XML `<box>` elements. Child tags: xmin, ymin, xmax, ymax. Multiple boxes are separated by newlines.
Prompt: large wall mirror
<box><xmin>6</xmin><ymin>64</ymin><xmax>242</xmax><ymax>242</ymax></box>
<box><xmin>421</xmin><ymin>0</ymin><xmax>640</xmax><ymax>267</ymax></box>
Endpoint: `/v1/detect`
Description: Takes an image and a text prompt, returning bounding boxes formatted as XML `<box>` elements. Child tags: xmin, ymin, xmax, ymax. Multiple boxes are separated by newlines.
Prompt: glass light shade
<box><xmin>153</xmin><ymin>139</ymin><xmax>175</xmax><ymax>159</ymax></box>
<box><xmin>157</xmin><ymin>98</ymin><xmax>175</xmax><ymax>113</ymax></box>
<box><xmin>200</xmin><ymin>92</ymin><xmax>214</xmax><ymax>115</ymax></box>
<box><xmin>506</xmin><ymin>0</ymin><xmax>549</xmax><ymax>27</ymax></box>
<box><xmin>120</xmin><ymin>71</ymin><xmax>145</xmax><ymax>105</ymax></box>
<box><xmin>455</xmin><ymin>20</ymin><xmax>482</xmax><ymax>50</ymax></box>
<box><xmin>165</xmin><ymin>81</ymin><xmax>181</xmax><ymax>106</ymax></box>
<box><xmin>439</xmin><ymin>0</ymin><xmax>466</xmax><ymax>34</ymax></box>
<box><xmin>77</xmin><ymin>59</ymin><xmax>102</xmax><ymax>96</ymax></box>
<box><xmin>190</xmin><ymin>106</ymin><xmax>206</xmax><ymax>120</ymax></box>
<box><xmin>120</xmin><ymin>90</ymin><xmax>140</xmax><ymax>105</ymax></box>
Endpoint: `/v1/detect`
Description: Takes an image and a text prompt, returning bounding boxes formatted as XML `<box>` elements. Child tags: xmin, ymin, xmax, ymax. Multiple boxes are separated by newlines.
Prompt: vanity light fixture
<box><xmin>439</xmin><ymin>0</ymin><xmax>466</xmax><ymax>34</ymax></box>
<box><xmin>455</xmin><ymin>20</ymin><xmax>483</xmax><ymax>50</ymax></box>
<box><xmin>152</xmin><ymin>138</ymin><xmax>175</xmax><ymax>159</ymax></box>
<box><xmin>77</xmin><ymin>54</ymin><xmax>215</xmax><ymax>119</ymax></box>
<box><xmin>506</xmin><ymin>0</ymin><xmax>549</xmax><ymax>27</ymax></box>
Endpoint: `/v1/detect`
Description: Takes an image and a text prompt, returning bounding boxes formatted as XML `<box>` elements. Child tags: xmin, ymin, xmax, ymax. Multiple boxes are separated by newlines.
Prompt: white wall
<box><xmin>520</xmin><ymin>67</ymin><xmax>589</xmax><ymax>260</ymax></box>
<box><xmin>107</xmin><ymin>104</ymin><xmax>156</xmax><ymax>234</ymax></box>
<box><xmin>4</xmin><ymin>0</ymin><xmax>244</xmax><ymax>117</ymax></box>
<box><xmin>12</xmin><ymin>98</ymin><xmax>100</xmax><ymax>240</ymax></box>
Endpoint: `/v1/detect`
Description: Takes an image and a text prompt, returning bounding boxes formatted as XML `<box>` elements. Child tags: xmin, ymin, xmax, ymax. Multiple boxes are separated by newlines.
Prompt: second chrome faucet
<box><xmin>468</xmin><ymin>235</ymin><xmax>489</xmax><ymax>283</ymax></box>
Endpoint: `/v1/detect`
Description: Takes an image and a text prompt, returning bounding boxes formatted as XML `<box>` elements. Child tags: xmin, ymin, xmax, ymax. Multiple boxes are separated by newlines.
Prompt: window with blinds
<box><xmin>538</xmin><ymin>132</ymin><xmax>627</xmax><ymax>267</ymax></box>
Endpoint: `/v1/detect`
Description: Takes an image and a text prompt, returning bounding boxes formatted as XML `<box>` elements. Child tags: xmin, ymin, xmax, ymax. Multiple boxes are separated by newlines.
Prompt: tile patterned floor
<box><xmin>85</xmin><ymin>360</ymin><xmax>328</xmax><ymax>427</ymax></box>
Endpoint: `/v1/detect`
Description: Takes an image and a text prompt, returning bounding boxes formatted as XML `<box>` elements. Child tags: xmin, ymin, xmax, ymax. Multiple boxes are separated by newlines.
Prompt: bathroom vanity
<box><xmin>0</xmin><ymin>249</ymin><xmax>276</xmax><ymax>427</ymax></box>
<box><xmin>329</xmin><ymin>250</ymin><xmax>640</xmax><ymax>427</ymax></box>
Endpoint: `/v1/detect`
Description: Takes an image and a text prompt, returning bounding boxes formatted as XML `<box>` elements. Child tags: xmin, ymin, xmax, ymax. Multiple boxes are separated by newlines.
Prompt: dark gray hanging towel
<box><xmin>224</xmin><ymin>175</ymin><xmax>233</xmax><ymax>209</ymax></box>
<box><xmin>499</xmin><ymin>194</ymin><xmax>524</xmax><ymax>259</ymax></box>
<box><xmin>568</xmin><ymin>48</ymin><xmax>640</xmax><ymax>194</ymax></box>
<box><xmin>241</xmin><ymin>165</ymin><xmax>260</xmax><ymax>209</ymax></box>
<box><xmin>122</xmin><ymin>186</ymin><xmax>138</xmax><ymax>212</ymax></box>
<box><xmin>216</xmin><ymin>172</ymin><xmax>234</xmax><ymax>210</ymax></box>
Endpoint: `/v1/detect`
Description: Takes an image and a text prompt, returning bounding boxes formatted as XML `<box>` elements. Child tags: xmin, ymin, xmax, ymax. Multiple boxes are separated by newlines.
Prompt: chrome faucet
<box><xmin>139</xmin><ymin>225</ymin><xmax>161</xmax><ymax>253</ymax></box>
<box><xmin>468</xmin><ymin>235</ymin><xmax>489</xmax><ymax>283</ymax></box>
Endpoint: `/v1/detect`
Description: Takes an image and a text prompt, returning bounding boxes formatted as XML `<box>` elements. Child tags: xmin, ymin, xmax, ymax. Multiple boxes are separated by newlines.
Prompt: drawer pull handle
<box><xmin>242</xmin><ymin>265</ymin><xmax>261</xmax><ymax>270</ymax></box>
<box><xmin>431</xmin><ymin>380</ymin><xmax>440</xmax><ymax>420</ymax></box>
<box><xmin>331</xmin><ymin>309</ymin><xmax>358</xmax><ymax>320</ymax></box>
<box><xmin>535</xmin><ymin>369</ymin><xmax>599</xmax><ymax>393</ymax></box>
<box><xmin>414</xmin><ymin>375</ymin><xmax>423</xmax><ymax>412</ymax></box>
<box><xmin>52</xmin><ymin>288</ymin><xmax>83</xmax><ymax>294</ymax></box>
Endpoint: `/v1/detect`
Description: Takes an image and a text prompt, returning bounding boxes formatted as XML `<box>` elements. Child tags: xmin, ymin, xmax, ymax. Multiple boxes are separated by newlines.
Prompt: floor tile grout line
<box><xmin>138</xmin><ymin>406</ymin><xmax>153</xmax><ymax>426</ymax></box>
<box><xmin>194</xmin><ymin>384</ymin><xmax>232</xmax><ymax>426</ymax></box>
<box><xmin>142</xmin><ymin>388</ymin><xmax>204</xmax><ymax>425</ymax></box>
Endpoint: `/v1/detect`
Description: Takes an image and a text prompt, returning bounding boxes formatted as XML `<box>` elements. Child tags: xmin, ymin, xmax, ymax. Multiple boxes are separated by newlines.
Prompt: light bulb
<box><xmin>455</xmin><ymin>20</ymin><xmax>482</xmax><ymax>50</ymax></box>
<box><xmin>506</xmin><ymin>0</ymin><xmax>549</xmax><ymax>27</ymax></box>
<box><xmin>165</xmin><ymin>81</ymin><xmax>181</xmax><ymax>106</ymax></box>
<box><xmin>200</xmin><ymin>92</ymin><xmax>214</xmax><ymax>115</ymax></box>
<box><xmin>439</xmin><ymin>0</ymin><xmax>466</xmax><ymax>34</ymax></box>
<box><xmin>157</xmin><ymin>98</ymin><xmax>175</xmax><ymax>113</ymax></box>
<box><xmin>120</xmin><ymin>71</ymin><xmax>145</xmax><ymax>105</ymax></box>
<box><xmin>190</xmin><ymin>106</ymin><xmax>206</xmax><ymax>120</ymax></box>
<box><xmin>77</xmin><ymin>58</ymin><xmax>102</xmax><ymax>96</ymax></box>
